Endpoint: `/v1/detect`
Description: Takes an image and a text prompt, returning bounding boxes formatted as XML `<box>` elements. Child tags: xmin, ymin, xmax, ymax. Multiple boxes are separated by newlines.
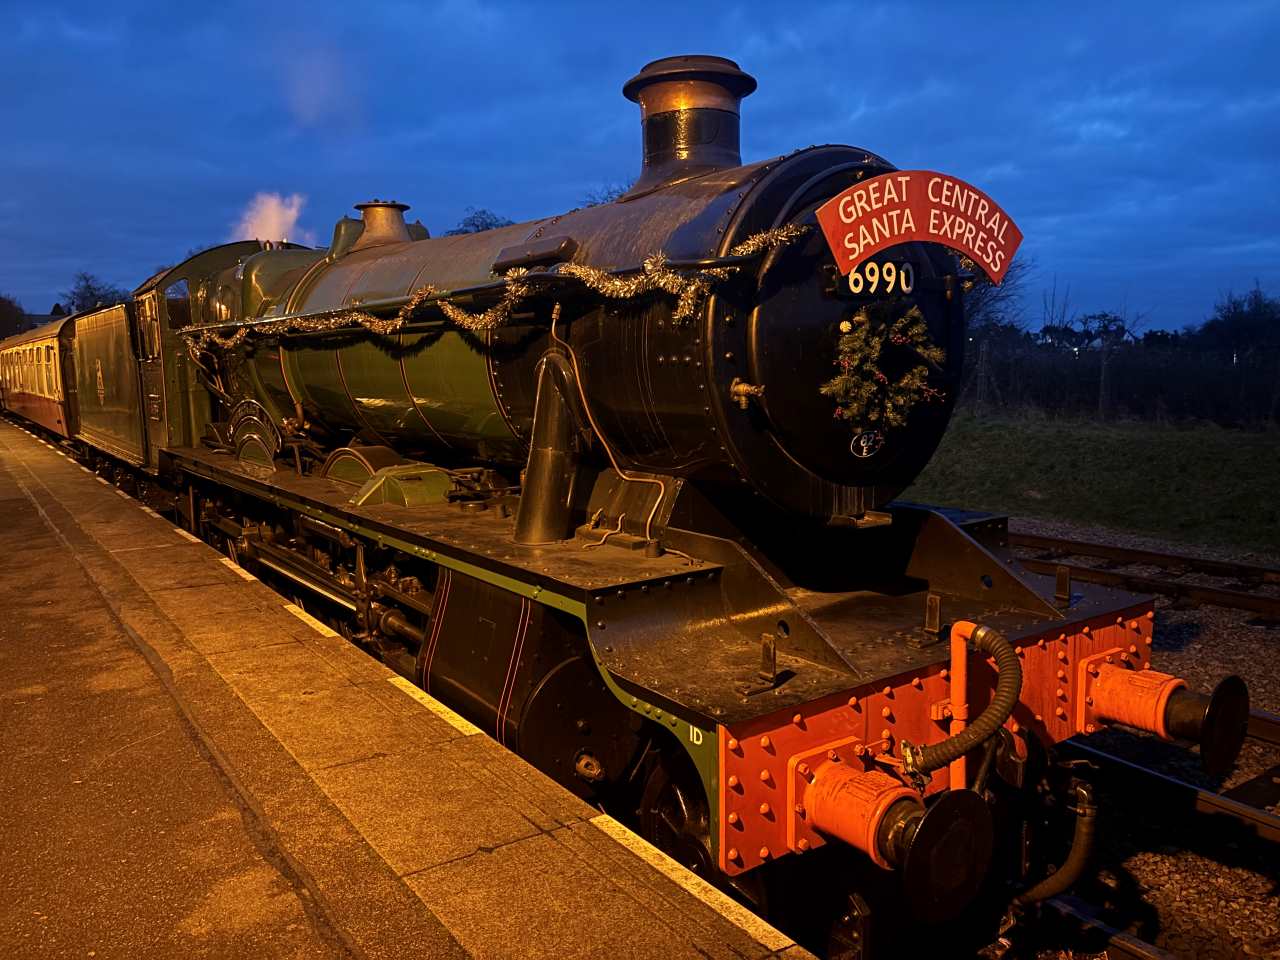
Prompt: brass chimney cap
<box><xmin>350</xmin><ymin>199</ymin><xmax>411</xmax><ymax>251</ymax></box>
<box><xmin>354</xmin><ymin>199</ymin><xmax>410</xmax><ymax>212</ymax></box>
<box><xmin>623</xmin><ymin>55</ymin><xmax>757</xmax><ymax>103</ymax></box>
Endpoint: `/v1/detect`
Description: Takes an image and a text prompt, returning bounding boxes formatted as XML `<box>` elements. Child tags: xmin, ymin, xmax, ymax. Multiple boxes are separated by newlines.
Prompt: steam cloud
<box><xmin>230</xmin><ymin>192</ymin><xmax>314</xmax><ymax>244</ymax></box>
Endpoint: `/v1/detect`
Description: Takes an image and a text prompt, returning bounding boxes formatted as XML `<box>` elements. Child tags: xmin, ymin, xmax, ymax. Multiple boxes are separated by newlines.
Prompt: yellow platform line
<box><xmin>219</xmin><ymin>557</ymin><xmax>258</xmax><ymax>582</ymax></box>
<box><xmin>283</xmin><ymin>602</ymin><xmax>340</xmax><ymax>639</ymax></box>
<box><xmin>589</xmin><ymin>813</ymin><xmax>800</xmax><ymax>954</ymax></box>
<box><xmin>386</xmin><ymin>675</ymin><xmax>483</xmax><ymax>736</ymax></box>
<box><xmin>174</xmin><ymin>528</ymin><xmax>201</xmax><ymax>543</ymax></box>
<box><xmin>383</xmin><ymin>666</ymin><xmax>802</xmax><ymax>953</ymax></box>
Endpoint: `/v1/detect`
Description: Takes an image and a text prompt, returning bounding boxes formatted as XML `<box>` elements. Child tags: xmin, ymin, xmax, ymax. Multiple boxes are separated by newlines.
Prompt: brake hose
<box><xmin>902</xmin><ymin>623</ymin><xmax>1022</xmax><ymax>776</ymax></box>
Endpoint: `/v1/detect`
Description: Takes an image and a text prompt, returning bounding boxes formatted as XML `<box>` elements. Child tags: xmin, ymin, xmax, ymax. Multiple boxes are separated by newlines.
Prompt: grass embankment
<box><xmin>904</xmin><ymin>412</ymin><xmax>1280</xmax><ymax>554</ymax></box>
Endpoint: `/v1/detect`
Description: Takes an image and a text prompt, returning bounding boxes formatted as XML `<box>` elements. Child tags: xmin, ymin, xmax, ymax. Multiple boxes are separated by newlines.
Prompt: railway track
<box><xmin>1042</xmin><ymin>895</ymin><xmax>1175</xmax><ymax>959</ymax></box>
<box><xmin>1063</xmin><ymin>710</ymin><xmax>1280</xmax><ymax>844</ymax></box>
<box><xmin>1038</xmin><ymin>713</ymin><xmax>1280</xmax><ymax>958</ymax></box>
<box><xmin>1008</xmin><ymin>532</ymin><xmax>1280</xmax><ymax>619</ymax></box>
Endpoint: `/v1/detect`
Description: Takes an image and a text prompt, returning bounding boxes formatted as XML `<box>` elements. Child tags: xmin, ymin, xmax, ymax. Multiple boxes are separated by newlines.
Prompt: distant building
<box><xmin>18</xmin><ymin>303</ymin><xmax>68</xmax><ymax>332</ymax></box>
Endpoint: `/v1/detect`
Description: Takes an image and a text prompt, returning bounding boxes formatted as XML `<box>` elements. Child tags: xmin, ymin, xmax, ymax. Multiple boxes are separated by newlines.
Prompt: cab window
<box><xmin>165</xmin><ymin>279</ymin><xmax>191</xmax><ymax>331</ymax></box>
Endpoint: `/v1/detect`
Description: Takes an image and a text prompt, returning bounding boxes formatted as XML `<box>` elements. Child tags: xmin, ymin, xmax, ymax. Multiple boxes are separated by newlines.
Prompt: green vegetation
<box><xmin>904</xmin><ymin>412</ymin><xmax>1280</xmax><ymax>554</ymax></box>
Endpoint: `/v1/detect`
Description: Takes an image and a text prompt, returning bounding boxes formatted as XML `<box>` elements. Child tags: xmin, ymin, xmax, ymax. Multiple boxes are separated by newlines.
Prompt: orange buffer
<box><xmin>1077</xmin><ymin>651</ymin><xmax>1249</xmax><ymax>775</ymax></box>
<box><xmin>804</xmin><ymin>764</ymin><xmax>916</xmax><ymax>869</ymax></box>
<box><xmin>1085</xmin><ymin>661</ymin><xmax>1185</xmax><ymax>738</ymax></box>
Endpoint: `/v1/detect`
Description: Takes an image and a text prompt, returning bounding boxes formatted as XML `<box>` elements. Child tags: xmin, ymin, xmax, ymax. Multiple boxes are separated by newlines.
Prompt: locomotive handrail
<box><xmin>181</xmin><ymin>283</ymin><xmax>517</xmax><ymax>334</ymax></box>
<box><xmin>178</xmin><ymin>246</ymin><xmax>778</xmax><ymax>338</ymax></box>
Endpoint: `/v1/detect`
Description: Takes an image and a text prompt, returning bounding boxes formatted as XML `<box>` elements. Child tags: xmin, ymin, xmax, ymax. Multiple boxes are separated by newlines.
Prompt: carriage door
<box><xmin>135</xmin><ymin>290</ymin><xmax>169</xmax><ymax>466</ymax></box>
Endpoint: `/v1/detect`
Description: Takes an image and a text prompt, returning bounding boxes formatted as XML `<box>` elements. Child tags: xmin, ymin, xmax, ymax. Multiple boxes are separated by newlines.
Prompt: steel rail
<box><xmin>1016</xmin><ymin>555</ymin><xmax>1280</xmax><ymax>619</ymax></box>
<box><xmin>1044</xmin><ymin>896</ymin><xmax>1176</xmax><ymax>959</ymax></box>
<box><xmin>1249</xmin><ymin>709</ymin><xmax>1280</xmax><ymax>746</ymax></box>
<box><xmin>1061</xmin><ymin>739</ymin><xmax>1280</xmax><ymax>844</ymax></box>
<box><xmin>1009</xmin><ymin>532</ymin><xmax>1280</xmax><ymax>585</ymax></box>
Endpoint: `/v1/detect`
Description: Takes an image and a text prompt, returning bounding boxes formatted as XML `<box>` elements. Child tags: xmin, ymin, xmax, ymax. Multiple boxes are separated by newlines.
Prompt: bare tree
<box><xmin>964</xmin><ymin>253</ymin><xmax>1032</xmax><ymax>331</ymax></box>
<box><xmin>1074</xmin><ymin>309</ymin><xmax>1144</xmax><ymax>417</ymax></box>
<box><xmin>0</xmin><ymin>293</ymin><xmax>24</xmax><ymax>338</ymax></box>
<box><xmin>581</xmin><ymin>181</ymin><xmax>633</xmax><ymax>207</ymax></box>
<box><xmin>61</xmin><ymin>272</ymin><xmax>130</xmax><ymax>312</ymax></box>
<box><xmin>444</xmin><ymin>208</ymin><xmax>514</xmax><ymax>236</ymax></box>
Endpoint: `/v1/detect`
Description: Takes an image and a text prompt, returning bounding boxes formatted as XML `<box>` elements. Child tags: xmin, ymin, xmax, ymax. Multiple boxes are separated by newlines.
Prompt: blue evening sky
<box><xmin>1</xmin><ymin>1</ymin><xmax>1276</xmax><ymax>330</ymax></box>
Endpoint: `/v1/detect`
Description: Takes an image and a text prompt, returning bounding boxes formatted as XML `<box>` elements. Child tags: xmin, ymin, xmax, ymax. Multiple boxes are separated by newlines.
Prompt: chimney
<box><xmin>622</xmin><ymin>55</ymin><xmax>757</xmax><ymax>193</ymax></box>
<box><xmin>350</xmin><ymin>199</ymin><xmax>411</xmax><ymax>251</ymax></box>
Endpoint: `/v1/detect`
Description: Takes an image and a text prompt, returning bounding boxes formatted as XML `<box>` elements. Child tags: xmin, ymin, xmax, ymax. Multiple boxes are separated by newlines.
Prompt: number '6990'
<box><xmin>848</xmin><ymin>260</ymin><xmax>914</xmax><ymax>295</ymax></box>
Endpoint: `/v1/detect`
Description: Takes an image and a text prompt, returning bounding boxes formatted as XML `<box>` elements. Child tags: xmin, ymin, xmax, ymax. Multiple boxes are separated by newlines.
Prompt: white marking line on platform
<box><xmin>386</xmin><ymin>676</ymin><xmax>484</xmax><ymax>736</ymax></box>
<box><xmin>284</xmin><ymin>603</ymin><xmax>340</xmax><ymax>639</ymax></box>
<box><xmin>95</xmin><ymin>476</ymin><xmax>110</xmax><ymax>485</ymax></box>
<box><xmin>115</xmin><ymin>489</ymin><xmax>131</xmax><ymax>500</ymax></box>
<box><xmin>79</xmin><ymin>466</ymin><xmax>92</xmax><ymax>474</ymax></box>
<box><xmin>589</xmin><ymin>814</ymin><xmax>798</xmax><ymax>953</ymax></box>
<box><xmin>220</xmin><ymin>557</ymin><xmax>258</xmax><ymax>581</ymax></box>
<box><xmin>140</xmin><ymin>506</ymin><xmax>161</xmax><ymax>518</ymax></box>
<box><xmin>175</xmin><ymin>528</ymin><xmax>202</xmax><ymax>543</ymax></box>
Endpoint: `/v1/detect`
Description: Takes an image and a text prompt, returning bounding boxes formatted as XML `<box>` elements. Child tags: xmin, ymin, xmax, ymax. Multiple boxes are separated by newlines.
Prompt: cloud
<box><xmin>278</xmin><ymin>39</ymin><xmax>363</xmax><ymax>129</ymax></box>
<box><xmin>230</xmin><ymin>193</ymin><xmax>314</xmax><ymax>245</ymax></box>
<box><xmin>15</xmin><ymin>10</ymin><xmax>121</xmax><ymax>47</ymax></box>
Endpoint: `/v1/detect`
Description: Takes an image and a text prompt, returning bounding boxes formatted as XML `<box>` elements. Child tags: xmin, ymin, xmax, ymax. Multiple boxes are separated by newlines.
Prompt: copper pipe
<box><xmin>949</xmin><ymin>622</ymin><xmax>972</xmax><ymax>790</ymax></box>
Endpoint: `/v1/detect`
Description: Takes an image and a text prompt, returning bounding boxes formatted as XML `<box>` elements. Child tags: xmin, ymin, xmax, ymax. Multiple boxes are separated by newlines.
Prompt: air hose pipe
<box><xmin>901</xmin><ymin>622</ymin><xmax>1023</xmax><ymax>777</ymax></box>
<box><xmin>1015</xmin><ymin>783</ymin><xmax>1097</xmax><ymax>904</ymax></box>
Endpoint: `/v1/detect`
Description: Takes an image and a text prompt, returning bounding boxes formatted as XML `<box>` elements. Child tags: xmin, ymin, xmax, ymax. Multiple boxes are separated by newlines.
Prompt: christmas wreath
<box><xmin>819</xmin><ymin>303</ymin><xmax>946</xmax><ymax>430</ymax></box>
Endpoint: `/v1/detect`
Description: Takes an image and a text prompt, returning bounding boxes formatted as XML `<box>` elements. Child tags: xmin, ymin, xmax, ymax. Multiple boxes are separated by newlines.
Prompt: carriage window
<box><xmin>165</xmin><ymin>278</ymin><xmax>191</xmax><ymax>331</ymax></box>
<box><xmin>47</xmin><ymin>345</ymin><xmax>57</xmax><ymax>395</ymax></box>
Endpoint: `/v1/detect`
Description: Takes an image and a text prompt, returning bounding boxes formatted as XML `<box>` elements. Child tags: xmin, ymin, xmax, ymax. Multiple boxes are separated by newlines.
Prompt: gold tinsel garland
<box><xmin>183</xmin><ymin>224</ymin><xmax>809</xmax><ymax>351</ymax></box>
<box><xmin>819</xmin><ymin>304</ymin><xmax>947</xmax><ymax>430</ymax></box>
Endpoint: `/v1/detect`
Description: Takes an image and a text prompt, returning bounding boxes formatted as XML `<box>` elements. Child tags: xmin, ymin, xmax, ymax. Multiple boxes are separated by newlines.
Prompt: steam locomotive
<box><xmin>1</xmin><ymin>55</ymin><xmax>1249</xmax><ymax>957</ymax></box>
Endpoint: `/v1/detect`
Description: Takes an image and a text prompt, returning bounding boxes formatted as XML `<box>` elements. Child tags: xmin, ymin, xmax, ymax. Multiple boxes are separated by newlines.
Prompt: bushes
<box><xmin>957</xmin><ymin>284</ymin><xmax>1280</xmax><ymax>426</ymax></box>
<box><xmin>961</xmin><ymin>341</ymin><xmax>1280</xmax><ymax>425</ymax></box>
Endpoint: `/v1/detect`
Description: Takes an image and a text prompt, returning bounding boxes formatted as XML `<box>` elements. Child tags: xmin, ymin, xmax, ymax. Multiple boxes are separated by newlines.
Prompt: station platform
<box><xmin>0</xmin><ymin>419</ymin><xmax>812</xmax><ymax>960</ymax></box>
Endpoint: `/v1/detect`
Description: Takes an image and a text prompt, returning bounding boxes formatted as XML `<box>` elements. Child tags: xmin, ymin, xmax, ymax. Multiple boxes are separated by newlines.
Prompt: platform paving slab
<box><xmin>0</xmin><ymin>458</ymin><xmax>345</xmax><ymax>959</ymax></box>
<box><xmin>0</xmin><ymin>419</ymin><xmax>812</xmax><ymax>959</ymax></box>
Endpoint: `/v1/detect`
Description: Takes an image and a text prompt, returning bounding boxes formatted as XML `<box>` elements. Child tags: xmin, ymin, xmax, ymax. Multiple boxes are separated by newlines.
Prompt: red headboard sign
<box><xmin>815</xmin><ymin>170</ymin><xmax>1023</xmax><ymax>284</ymax></box>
